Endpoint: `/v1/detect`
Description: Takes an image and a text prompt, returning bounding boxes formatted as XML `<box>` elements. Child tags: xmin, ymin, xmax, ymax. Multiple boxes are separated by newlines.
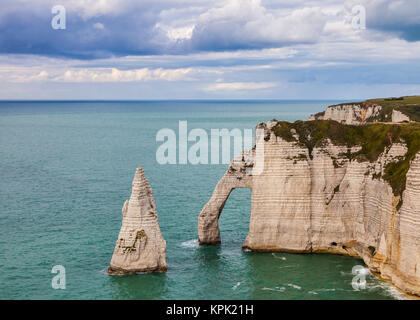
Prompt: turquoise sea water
<box><xmin>0</xmin><ymin>101</ymin><xmax>405</xmax><ymax>300</ymax></box>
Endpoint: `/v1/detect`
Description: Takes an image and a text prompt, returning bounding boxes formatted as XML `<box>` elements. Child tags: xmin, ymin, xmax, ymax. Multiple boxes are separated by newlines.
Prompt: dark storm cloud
<box><xmin>0</xmin><ymin>0</ymin><xmax>419</xmax><ymax>59</ymax></box>
<box><xmin>0</xmin><ymin>1</ymin><xmax>172</xmax><ymax>59</ymax></box>
<box><xmin>345</xmin><ymin>0</ymin><xmax>420</xmax><ymax>41</ymax></box>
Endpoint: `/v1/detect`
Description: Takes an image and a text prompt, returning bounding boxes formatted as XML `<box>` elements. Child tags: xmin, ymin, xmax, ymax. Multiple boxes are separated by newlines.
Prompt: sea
<box><xmin>0</xmin><ymin>100</ymin><xmax>407</xmax><ymax>299</ymax></box>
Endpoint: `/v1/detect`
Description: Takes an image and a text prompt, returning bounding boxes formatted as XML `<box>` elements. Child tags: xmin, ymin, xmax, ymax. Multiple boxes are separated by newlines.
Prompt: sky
<box><xmin>0</xmin><ymin>0</ymin><xmax>419</xmax><ymax>100</ymax></box>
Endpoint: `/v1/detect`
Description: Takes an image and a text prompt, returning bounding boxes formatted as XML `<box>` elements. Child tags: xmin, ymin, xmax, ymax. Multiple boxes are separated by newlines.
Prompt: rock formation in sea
<box><xmin>198</xmin><ymin>99</ymin><xmax>420</xmax><ymax>297</ymax></box>
<box><xmin>108</xmin><ymin>167</ymin><xmax>167</xmax><ymax>274</ymax></box>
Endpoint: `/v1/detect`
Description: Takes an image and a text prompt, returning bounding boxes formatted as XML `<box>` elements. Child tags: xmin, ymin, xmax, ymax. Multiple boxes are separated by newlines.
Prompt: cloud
<box><xmin>0</xmin><ymin>0</ymin><xmax>171</xmax><ymax>58</ymax></box>
<box><xmin>188</xmin><ymin>0</ymin><xmax>331</xmax><ymax>51</ymax></box>
<box><xmin>344</xmin><ymin>0</ymin><xmax>420</xmax><ymax>41</ymax></box>
<box><xmin>11</xmin><ymin>70</ymin><xmax>49</xmax><ymax>83</ymax></box>
<box><xmin>56</xmin><ymin>67</ymin><xmax>193</xmax><ymax>82</ymax></box>
<box><xmin>0</xmin><ymin>63</ymin><xmax>193</xmax><ymax>83</ymax></box>
<box><xmin>93</xmin><ymin>22</ymin><xmax>105</xmax><ymax>30</ymax></box>
<box><xmin>0</xmin><ymin>0</ymin><xmax>419</xmax><ymax>58</ymax></box>
<box><xmin>0</xmin><ymin>0</ymin><xmax>419</xmax><ymax>100</ymax></box>
<box><xmin>205</xmin><ymin>81</ymin><xmax>277</xmax><ymax>91</ymax></box>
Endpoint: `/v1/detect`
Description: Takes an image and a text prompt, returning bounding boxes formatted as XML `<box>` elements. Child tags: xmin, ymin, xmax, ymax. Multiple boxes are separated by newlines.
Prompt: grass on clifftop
<box><xmin>369</xmin><ymin>96</ymin><xmax>420</xmax><ymax>122</ymax></box>
<box><xmin>271</xmin><ymin>120</ymin><xmax>420</xmax><ymax>198</ymax></box>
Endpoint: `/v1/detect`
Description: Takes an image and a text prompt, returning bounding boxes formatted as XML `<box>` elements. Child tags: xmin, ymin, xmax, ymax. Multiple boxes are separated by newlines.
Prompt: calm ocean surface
<box><xmin>0</xmin><ymin>101</ymin><xmax>405</xmax><ymax>299</ymax></box>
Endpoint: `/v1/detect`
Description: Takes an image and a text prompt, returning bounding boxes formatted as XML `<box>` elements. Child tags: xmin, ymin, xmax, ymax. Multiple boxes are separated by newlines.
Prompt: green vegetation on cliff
<box><xmin>368</xmin><ymin>96</ymin><xmax>420</xmax><ymax>122</ymax></box>
<box><xmin>270</xmin><ymin>120</ymin><xmax>420</xmax><ymax>198</ymax></box>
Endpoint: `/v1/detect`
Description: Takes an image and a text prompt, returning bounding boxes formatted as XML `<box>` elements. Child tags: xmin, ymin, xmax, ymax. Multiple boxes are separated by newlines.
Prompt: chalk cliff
<box><xmin>392</xmin><ymin>109</ymin><xmax>410</xmax><ymax>123</ymax></box>
<box><xmin>308</xmin><ymin>103</ymin><xmax>383</xmax><ymax>124</ymax></box>
<box><xmin>198</xmin><ymin>119</ymin><xmax>420</xmax><ymax>297</ymax></box>
<box><xmin>108</xmin><ymin>167</ymin><xmax>167</xmax><ymax>274</ymax></box>
<box><xmin>308</xmin><ymin>96</ymin><xmax>420</xmax><ymax>124</ymax></box>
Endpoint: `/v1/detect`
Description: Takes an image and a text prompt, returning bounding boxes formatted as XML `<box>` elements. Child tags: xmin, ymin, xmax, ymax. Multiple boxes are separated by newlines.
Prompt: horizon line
<box><xmin>0</xmin><ymin>98</ymin><xmax>356</xmax><ymax>102</ymax></box>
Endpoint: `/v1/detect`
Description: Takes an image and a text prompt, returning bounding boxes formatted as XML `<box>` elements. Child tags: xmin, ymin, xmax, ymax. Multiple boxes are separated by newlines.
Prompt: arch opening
<box><xmin>198</xmin><ymin>155</ymin><xmax>253</xmax><ymax>245</ymax></box>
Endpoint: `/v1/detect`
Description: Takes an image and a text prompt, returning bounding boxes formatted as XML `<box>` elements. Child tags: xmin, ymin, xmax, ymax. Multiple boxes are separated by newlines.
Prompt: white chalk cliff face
<box><xmin>108</xmin><ymin>167</ymin><xmax>167</xmax><ymax>274</ymax></box>
<box><xmin>309</xmin><ymin>103</ymin><xmax>410</xmax><ymax>124</ymax></box>
<box><xmin>308</xmin><ymin>104</ymin><xmax>382</xmax><ymax>124</ymax></box>
<box><xmin>198</xmin><ymin>121</ymin><xmax>420</xmax><ymax>297</ymax></box>
<box><xmin>392</xmin><ymin>109</ymin><xmax>410</xmax><ymax>123</ymax></box>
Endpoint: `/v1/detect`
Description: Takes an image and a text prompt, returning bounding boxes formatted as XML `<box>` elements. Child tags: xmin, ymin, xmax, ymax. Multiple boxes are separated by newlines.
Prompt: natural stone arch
<box><xmin>199</xmin><ymin>117</ymin><xmax>420</xmax><ymax>297</ymax></box>
<box><xmin>198</xmin><ymin>153</ymin><xmax>253</xmax><ymax>245</ymax></box>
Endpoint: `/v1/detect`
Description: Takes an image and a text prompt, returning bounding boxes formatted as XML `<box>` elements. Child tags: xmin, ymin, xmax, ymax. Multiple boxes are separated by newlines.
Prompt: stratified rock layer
<box><xmin>198</xmin><ymin>152</ymin><xmax>253</xmax><ymax>245</ymax></box>
<box><xmin>309</xmin><ymin>103</ymin><xmax>411</xmax><ymax>124</ymax></box>
<box><xmin>308</xmin><ymin>103</ymin><xmax>383</xmax><ymax>124</ymax></box>
<box><xmin>198</xmin><ymin>122</ymin><xmax>420</xmax><ymax>297</ymax></box>
<box><xmin>108</xmin><ymin>167</ymin><xmax>167</xmax><ymax>274</ymax></box>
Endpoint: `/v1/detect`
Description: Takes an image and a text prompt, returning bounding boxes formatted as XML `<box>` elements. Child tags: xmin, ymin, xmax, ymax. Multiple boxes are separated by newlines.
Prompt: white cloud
<box><xmin>16</xmin><ymin>70</ymin><xmax>49</xmax><ymax>82</ymax></box>
<box><xmin>65</xmin><ymin>0</ymin><xmax>128</xmax><ymax>19</ymax></box>
<box><xmin>188</xmin><ymin>0</ymin><xmax>334</xmax><ymax>49</ymax></box>
<box><xmin>56</xmin><ymin>67</ymin><xmax>193</xmax><ymax>82</ymax></box>
<box><xmin>93</xmin><ymin>22</ymin><xmax>105</xmax><ymax>30</ymax></box>
<box><xmin>166</xmin><ymin>25</ymin><xmax>195</xmax><ymax>40</ymax></box>
<box><xmin>0</xmin><ymin>63</ymin><xmax>194</xmax><ymax>83</ymax></box>
<box><xmin>205</xmin><ymin>81</ymin><xmax>277</xmax><ymax>91</ymax></box>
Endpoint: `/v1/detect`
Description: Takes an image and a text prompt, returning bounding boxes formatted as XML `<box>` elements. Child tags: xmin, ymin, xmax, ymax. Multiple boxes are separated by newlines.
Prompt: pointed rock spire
<box><xmin>108</xmin><ymin>167</ymin><xmax>167</xmax><ymax>274</ymax></box>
